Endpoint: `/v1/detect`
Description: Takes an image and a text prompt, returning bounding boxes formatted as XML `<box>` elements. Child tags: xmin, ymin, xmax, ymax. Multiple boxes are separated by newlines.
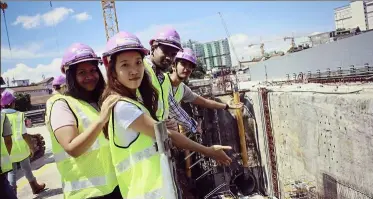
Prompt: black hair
<box><xmin>65</xmin><ymin>61</ymin><xmax>105</xmax><ymax>103</ymax></box>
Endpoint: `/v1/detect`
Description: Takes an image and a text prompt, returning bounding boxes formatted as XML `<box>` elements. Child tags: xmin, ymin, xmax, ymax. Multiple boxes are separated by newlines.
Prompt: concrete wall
<box><xmin>244</xmin><ymin>83</ymin><xmax>373</xmax><ymax>198</ymax></box>
<box><xmin>246</xmin><ymin>31</ymin><xmax>373</xmax><ymax>82</ymax></box>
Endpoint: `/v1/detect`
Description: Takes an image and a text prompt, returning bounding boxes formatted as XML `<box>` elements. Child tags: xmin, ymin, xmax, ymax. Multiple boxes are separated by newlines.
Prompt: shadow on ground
<box><xmin>33</xmin><ymin>188</ymin><xmax>63</xmax><ymax>199</ymax></box>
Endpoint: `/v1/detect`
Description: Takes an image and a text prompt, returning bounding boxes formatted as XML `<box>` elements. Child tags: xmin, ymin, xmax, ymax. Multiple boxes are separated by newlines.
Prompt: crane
<box><xmin>248</xmin><ymin>43</ymin><xmax>265</xmax><ymax>57</ymax></box>
<box><xmin>248</xmin><ymin>37</ymin><xmax>282</xmax><ymax>58</ymax></box>
<box><xmin>218</xmin><ymin>12</ymin><xmax>240</xmax><ymax>68</ymax></box>
<box><xmin>101</xmin><ymin>0</ymin><xmax>119</xmax><ymax>41</ymax></box>
<box><xmin>284</xmin><ymin>36</ymin><xmax>295</xmax><ymax>49</ymax></box>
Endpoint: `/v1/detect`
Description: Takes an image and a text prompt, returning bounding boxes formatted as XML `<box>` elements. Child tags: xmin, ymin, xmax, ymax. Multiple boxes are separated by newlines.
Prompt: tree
<box><xmin>190</xmin><ymin>59</ymin><xmax>206</xmax><ymax>79</ymax></box>
<box><xmin>14</xmin><ymin>93</ymin><xmax>31</xmax><ymax>112</ymax></box>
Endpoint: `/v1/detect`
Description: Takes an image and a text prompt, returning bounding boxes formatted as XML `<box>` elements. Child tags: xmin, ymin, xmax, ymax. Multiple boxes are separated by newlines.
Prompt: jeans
<box><xmin>8</xmin><ymin>157</ymin><xmax>36</xmax><ymax>188</ymax></box>
<box><xmin>0</xmin><ymin>173</ymin><xmax>18</xmax><ymax>199</ymax></box>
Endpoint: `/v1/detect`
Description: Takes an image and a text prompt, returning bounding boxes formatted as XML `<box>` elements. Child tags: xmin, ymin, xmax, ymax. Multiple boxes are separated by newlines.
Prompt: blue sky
<box><xmin>1</xmin><ymin>1</ymin><xmax>347</xmax><ymax>83</ymax></box>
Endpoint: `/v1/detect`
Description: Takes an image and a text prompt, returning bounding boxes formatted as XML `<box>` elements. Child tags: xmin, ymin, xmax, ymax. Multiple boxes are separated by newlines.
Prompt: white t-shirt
<box><xmin>113</xmin><ymin>101</ymin><xmax>144</xmax><ymax>147</ymax></box>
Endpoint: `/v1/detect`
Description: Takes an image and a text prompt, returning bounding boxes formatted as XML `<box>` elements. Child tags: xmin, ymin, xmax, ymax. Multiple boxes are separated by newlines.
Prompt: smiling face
<box><xmin>114</xmin><ymin>51</ymin><xmax>144</xmax><ymax>90</ymax></box>
<box><xmin>152</xmin><ymin>44</ymin><xmax>179</xmax><ymax>71</ymax></box>
<box><xmin>75</xmin><ymin>62</ymin><xmax>100</xmax><ymax>91</ymax></box>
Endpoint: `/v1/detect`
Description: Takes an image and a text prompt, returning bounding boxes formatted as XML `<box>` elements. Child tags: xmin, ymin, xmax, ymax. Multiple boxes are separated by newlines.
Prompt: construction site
<box><xmin>1</xmin><ymin>1</ymin><xmax>373</xmax><ymax>199</ymax></box>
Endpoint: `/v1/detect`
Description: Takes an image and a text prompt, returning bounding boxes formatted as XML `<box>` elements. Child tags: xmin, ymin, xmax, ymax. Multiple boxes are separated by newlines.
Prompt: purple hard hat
<box><xmin>175</xmin><ymin>48</ymin><xmax>197</xmax><ymax>66</ymax></box>
<box><xmin>61</xmin><ymin>43</ymin><xmax>101</xmax><ymax>74</ymax></box>
<box><xmin>102</xmin><ymin>31</ymin><xmax>149</xmax><ymax>67</ymax></box>
<box><xmin>1</xmin><ymin>89</ymin><xmax>16</xmax><ymax>107</ymax></box>
<box><xmin>149</xmin><ymin>27</ymin><xmax>182</xmax><ymax>50</ymax></box>
<box><xmin>52</xmin><ymin>75</ymin><xmax>66</xmax><ymax>86</ymax></box>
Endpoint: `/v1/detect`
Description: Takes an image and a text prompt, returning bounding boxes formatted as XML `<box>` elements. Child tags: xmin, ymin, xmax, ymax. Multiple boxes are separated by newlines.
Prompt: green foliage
<box><xmin>190</xmin><ymin>59</ymin><xmax>206</xmax><ymax>79</ymax></box>
<box><xmin>14</xmin><ymin>93</ymin><xmax>31</xmax><ymax>112</ymax></box>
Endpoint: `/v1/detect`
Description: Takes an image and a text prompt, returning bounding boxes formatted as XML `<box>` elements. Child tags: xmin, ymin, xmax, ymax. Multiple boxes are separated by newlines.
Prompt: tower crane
<box><xmin>284</xmin><ymin>36</ymin><xmax>295</xmax><ymax>49</ymax></box>
<box><xmin>248</xmin><ymin>38</ymin><xmax>282</xmax><ymax>58</ymax></box>
<box><xmin>101</xmin><ymin>0</ymin><xmax>119</xmax><ymax>41</ymax></box>
<box><xmin>248</xmin><ymin>43</ymin><xmax>265</xmax><ymax>57</ymax></box>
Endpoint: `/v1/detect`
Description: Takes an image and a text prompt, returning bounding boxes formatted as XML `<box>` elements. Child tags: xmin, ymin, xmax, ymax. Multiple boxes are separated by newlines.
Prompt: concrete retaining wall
<box><xmin>246</xmin><ymin>31</ymin><xmax>373</xmax><ymax>82</ymax></box>
<box><xmin>244</xmin><ymin>83</ymin><xmax>373</xmax><ymax>198</ymax></box>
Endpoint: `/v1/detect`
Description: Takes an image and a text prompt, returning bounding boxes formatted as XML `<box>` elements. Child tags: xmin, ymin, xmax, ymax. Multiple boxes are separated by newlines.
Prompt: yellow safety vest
<box><xmin>165</xmin><ymin>73</ymin><xmax>184</xmax><ymax>103</ymax></box>
<box><xmin>6</xmin><ymin>111</ymin><xmax>30</xmax><ymax>163</ymax></box>
<box><xmin>144</xmin><ymin>59</ymin><xmax>171</xmax><ymax>120</ymax></box>
<box><xmin>108</xmin><ymin>97</ymin><xmax>165</xmax><ymax>198</ymax></box>
<box><xmin>45</xmin><ymin>93</ymin><xmax>63</xmax><ymax>124</ymax></box>
<box><xmin>0</xmin><ymin>113</ymin><xmax>12</xmax><ymax>174</ymax></box>
<box><xmin>46</xmin><ymin>96</ymin><xmax>118</xmax><ymax>199</ymax></box>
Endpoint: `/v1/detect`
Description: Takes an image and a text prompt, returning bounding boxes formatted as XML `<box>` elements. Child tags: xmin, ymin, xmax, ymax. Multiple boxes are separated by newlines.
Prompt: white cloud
<box><xmin>1</xmin><ymin>58</ymin><xmax>62</xmax><ymax>83</ymax></box>
<box><xmin>134</xmin><ymin>14</ymin><xmax>318</xmax><ymax>66</ymax></box>
<box><xmin>1</xmin><ymin>46</ymin><xmax>106</xmax><ymax>84</ymax></box>
<box><xmin>73</xmin><ymin>12</ymin><xmax>92</xmax><ymax>22</ymax></box>
<box><xmin>1</xmin><ymin>42</ymin><xmax>61</xmax><ymax>61</ymax></box>
<box><xmin>12</xmin><ymin>15</ymin><xmax>41</xmax><ymax>29</ymax></box>
<box><xmin>12</xmin><ymin>7</ymin><xmax>74</xmax><ymax>29</ymax></box>
<box><xmin>42</xmin><ymin>7</ymin><xmax>74</xmax><ymax>26</ymax></box>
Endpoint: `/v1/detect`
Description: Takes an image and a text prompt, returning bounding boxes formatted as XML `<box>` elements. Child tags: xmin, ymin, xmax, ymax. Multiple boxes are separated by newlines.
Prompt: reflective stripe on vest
<box><xmin>62</xmin><ymin>172</ymin><xmax>116</xmax><ymax>192</ymax></box>
<box><xmin>7</xmin><ymin>112</ymin><xmax>30</xmax><ymax>163</ymax></box>
<box><xmin>123</xmin><ymin>188</ymin><xmax>162</xmax><ymax>199</ymax></box>
<box><xmin>47</xmin><ymin>96</ymin><xmax>118</xmax><ymax>198</ymax></box>
<box><xmin>0</xmin><ymin>113</ymin><xmax>13</xmax><ymax>174</ymax></box>
<box><xmin>109</xmin><ymin>97</ymin><xmax>168</xmax><ymax>198</ymax></box>
<box><xmin>52</xmin><ymin>100</ymin><xmax>102</xmax><ymax>163</ymax></box>
<box><xmin>115</xmin><ymin>144</ymin><xmax>158</xmax><ymax>173</ymax></box>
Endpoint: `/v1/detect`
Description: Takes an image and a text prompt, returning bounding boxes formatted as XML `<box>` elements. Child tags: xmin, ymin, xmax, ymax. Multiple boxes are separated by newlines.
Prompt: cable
<box><xmin>2</xmin><ymin>7</ymin><xmax>12</xmax><ymax>59</ymax></box>
<box><xmin>49</xmin><ymin>1</ymin><xmax>61</xmax><ymax>54</ymax></box>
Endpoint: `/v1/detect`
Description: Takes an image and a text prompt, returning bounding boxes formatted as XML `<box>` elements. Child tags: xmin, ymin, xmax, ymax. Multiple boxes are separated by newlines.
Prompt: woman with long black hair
<box><xmin>46</xmin><ymin>43</ymin><xmax>121</xmax><ymax>199</ymax></box>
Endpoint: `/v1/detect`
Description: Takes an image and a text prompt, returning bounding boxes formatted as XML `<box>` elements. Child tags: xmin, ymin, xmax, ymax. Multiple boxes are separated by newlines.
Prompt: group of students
<box><xmin>1</xmin><ymin>27</ymin><xmax>243</xmax><ymax>199</ymax></box>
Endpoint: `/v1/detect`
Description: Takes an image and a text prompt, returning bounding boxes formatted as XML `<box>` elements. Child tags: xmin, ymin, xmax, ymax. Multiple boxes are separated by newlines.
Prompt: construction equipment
<box><xmin>284</xmin><ymin>36</ymin><xmax>295</xmax><ymax>49</ymax></box>
<box><xmin>248</xmin><ymin>43</ymin><xmax>265</xmax><ymax>57</ymax></box>
<box><xmin>248</xmin><ymin>38</ymin><xmax>283</xmax><ymax>59</ymax></box>
<box><xmin>101</xmin><ymin>0</ymin><xmax>119</xmax><ymax>41</ymax></box>
<box><xmin>218</xmin><ymin>12</ymin><xmax>241</xmax><ymax>68</ymax></box>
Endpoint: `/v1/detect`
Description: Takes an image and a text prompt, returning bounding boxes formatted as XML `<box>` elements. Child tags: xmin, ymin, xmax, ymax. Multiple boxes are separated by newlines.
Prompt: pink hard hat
<box><xmin>175</xmin><ymin>47</ymin><xmax>197</xmax><ymax>66</ymax></box>
<box><xmin>1</xmin><ymin>89</ymin><xmax>16</xmax><ymax>107</ymax></box>
<box><xmin>52</xmin><ymin>75</ymin><xmax>66</xmax><ymax>86</ymax></box>
<box><xmin>61</xmin><ymin>43</ymin><xmax>101</xmax><ymax>74</ymax></box>
<box><xmin>102</xmin><ymin>31</ymin><xmax>149</xmax><ymax>67</ymax></box>
<box><xmin>149</xmin><ymin>27</ymin><xmax>182</xmax><ymax>50</ymax></box>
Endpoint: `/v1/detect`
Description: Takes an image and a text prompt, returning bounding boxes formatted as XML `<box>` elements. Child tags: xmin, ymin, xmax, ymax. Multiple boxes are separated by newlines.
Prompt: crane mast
<box><xmin>101</xmin><ymin>0</ymin><xmax>119</xmax><ymax>41</ymax></box>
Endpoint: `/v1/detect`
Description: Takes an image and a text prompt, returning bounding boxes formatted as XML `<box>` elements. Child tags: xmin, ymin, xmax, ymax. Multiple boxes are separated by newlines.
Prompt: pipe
<box><xmin>179</xmin><ymin>125</ymin><xmax>192</xmax><ymax>178</ymax></box>
<box><xmin>233</xmin><ymin>87</ymin><xmax>249</xmax><ymax>169</ymax></box>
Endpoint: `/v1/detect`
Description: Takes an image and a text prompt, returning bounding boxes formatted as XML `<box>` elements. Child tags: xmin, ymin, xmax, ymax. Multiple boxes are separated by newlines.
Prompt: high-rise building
<box><xmin>182</xmin><ymin>38</ymin><xmax>232</xmax><ymax>70</ymax></box>
<box><xmin>334</xmin><ymin>0</ymin><xmax>373</xmax><ymax>31</ymax></box>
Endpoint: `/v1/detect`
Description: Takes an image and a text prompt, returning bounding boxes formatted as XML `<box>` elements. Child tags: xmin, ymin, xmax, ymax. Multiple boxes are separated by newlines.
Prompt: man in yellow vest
<box><xmin>0</xmin><ymin>112</ymin><xmax>17</xmax><ymax>199</ymax></box>
<box><xmin>169</xmin><ymin>48</ymin><xmax>243</xmax><ymax>110</ymax></box>
<box><xmin>1</xmin><ymin>90</ymin><xmax>46</xmax><ymax>195</ymax></box>
<box><xmin>145</xmin><ymin>27</ymin><xmax>199</xmax><ymax>133</ymax></box>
